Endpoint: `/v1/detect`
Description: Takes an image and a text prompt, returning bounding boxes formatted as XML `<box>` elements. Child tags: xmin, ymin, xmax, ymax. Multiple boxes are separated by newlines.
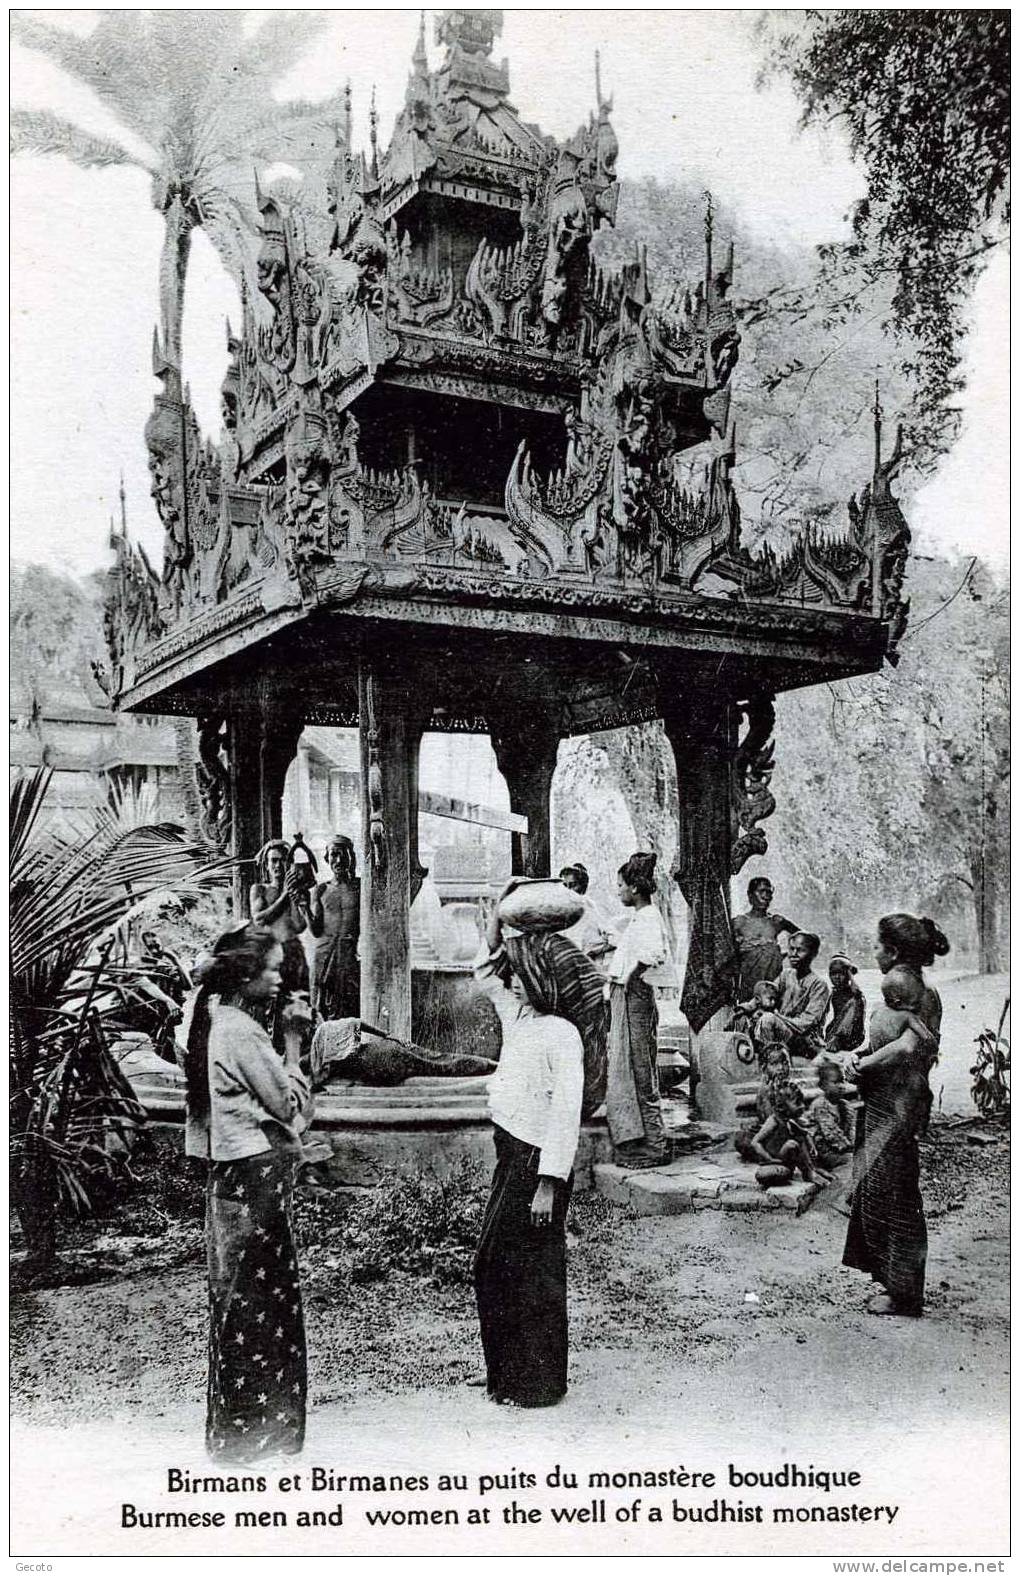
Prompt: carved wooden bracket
<box><xmin>195</xmin><ymin>714</ymin><xmax>232</xmax><ymax>854</ymax></box>
<box><xmin>730</xmin><ymin>693</ymin><xmax>777</xmax><ymax>874</ymax></box>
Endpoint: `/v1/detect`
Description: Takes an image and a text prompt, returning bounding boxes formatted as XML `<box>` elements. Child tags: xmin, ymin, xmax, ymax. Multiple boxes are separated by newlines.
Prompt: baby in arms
<box><xmin>853</xmin><ymin>966</ymin><xmax>940</xmax><ymax>1136</ymax></box>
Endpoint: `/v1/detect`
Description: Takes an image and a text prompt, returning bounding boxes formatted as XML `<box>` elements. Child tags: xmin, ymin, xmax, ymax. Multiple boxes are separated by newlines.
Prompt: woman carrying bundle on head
<box><xmin>472</xmin><ymin>884</ymin><xmax>608</xmax><ymax>1408</ymax></box>
<box><xmin>605</xmin><ymin>851</ymin><xmax>671</xmax><ymax>1170</ymax></box>
<box><xmin>185</xmin><ymin>923</ymin><xmax>313</xmax><ymax>1461</ymax></box>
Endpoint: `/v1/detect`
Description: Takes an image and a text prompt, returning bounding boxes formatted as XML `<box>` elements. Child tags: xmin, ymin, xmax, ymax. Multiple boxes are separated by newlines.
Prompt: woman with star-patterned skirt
<box><xmin>185</xmin><ymin>923</ymin><xmax>313</xmax><ymax>1462</ymax></box>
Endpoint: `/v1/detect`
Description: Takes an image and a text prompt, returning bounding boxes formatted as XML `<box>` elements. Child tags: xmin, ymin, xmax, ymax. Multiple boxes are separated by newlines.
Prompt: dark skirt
<box><xmin>280</xmin><ymin>937</ymin><xmax>309</xmax><ymax>994</ymax></box>
<box><xmin>473</xmin><ymin>1126</ymin><xmax>574</xmax><ymax>1408</ymax></box>
<box><xmin>311</xmin><ymin>936</ymin><xmax>359</xmax><ymax>1020</ymax></box>
<box><xmin>206</xmin><ymin>1152</ymin><xmax>307</xmax><ymax>1461</ymax></box>
<box><xmin>608</xmin><ymin>978</ymin><xmax>669</xmax><ymax>1167</ymax></box>
<box><xmin>842</xmin><ymin>1082</ymin><xmax>927</xmax><ymax>1313</ymax></box>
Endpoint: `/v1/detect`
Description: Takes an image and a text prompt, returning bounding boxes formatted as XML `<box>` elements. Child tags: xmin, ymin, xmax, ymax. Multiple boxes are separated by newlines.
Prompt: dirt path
<box><xmin>11</xmin><ymin>1123</ymin><xmax>1009</xmax><ymax>1556</ymax></box>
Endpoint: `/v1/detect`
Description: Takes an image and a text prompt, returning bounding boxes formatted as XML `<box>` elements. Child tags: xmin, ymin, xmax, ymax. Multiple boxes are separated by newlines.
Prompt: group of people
<box><xmin>177</xmin><ymin>832</ymin><xmax>949</xmax><ymax>1458</ymax></box>
<box><xmin>732</xmin><ymin>880</ymin><xmax>948</xmax><ymax>1319</ymax></box>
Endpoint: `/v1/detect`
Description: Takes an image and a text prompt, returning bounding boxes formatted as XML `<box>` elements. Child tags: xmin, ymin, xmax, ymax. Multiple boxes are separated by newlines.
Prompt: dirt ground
<box><xmin>10</xmin><ymin>973</ymin><xmax>1010</xmax><ymax>1556</ymax></box>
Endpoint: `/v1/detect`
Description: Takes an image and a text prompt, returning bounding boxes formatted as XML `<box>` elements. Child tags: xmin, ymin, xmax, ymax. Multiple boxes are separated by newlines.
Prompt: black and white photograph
<box><xmin>9</xmin><ymin>7</ymin><xmax>1009</xmax><ymax>1560</ymax></box>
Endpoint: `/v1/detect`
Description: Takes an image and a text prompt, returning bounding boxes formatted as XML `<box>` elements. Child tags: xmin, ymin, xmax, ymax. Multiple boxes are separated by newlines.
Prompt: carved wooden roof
<box><xmin>107</xmin><ymin>8</ymin><xmax>911</xmax><ymax>719</ymax></box>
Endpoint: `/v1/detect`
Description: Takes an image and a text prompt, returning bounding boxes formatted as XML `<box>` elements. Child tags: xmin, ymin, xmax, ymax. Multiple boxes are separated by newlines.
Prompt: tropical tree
<box><xmin>10</xmin><ymin>769</ymin><xmax>232</xmax><ymax>1267</ymax></box>
<box><xmin>757</xmin><ymin>10</ymin><xmax>1010</xmax><ymax>468</ymax></box>
<box><xmin>11</xmin><ymin>11</ymin><xmax>347</xmax><ymax>365</ymax></box>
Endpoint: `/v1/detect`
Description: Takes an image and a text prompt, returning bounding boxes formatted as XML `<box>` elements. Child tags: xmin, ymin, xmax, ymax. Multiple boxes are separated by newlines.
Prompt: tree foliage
<box><xmin>11</xmin><ymin>12</ymin><xmax>346</xmax><ymax>363</ymax></box>
<box><xmin>750</xmin><ymin>554</ymin><xmax>1009</xmax><ymax>971</ymax></box>
<box><xmin>760</xmin><ymin>10</ymin><xmax>1010</xmax><ymax>466</ymax></box>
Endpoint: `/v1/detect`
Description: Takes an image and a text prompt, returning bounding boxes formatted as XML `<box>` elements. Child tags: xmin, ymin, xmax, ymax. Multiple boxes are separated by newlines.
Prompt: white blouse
<box><xmin>185</xmin><ymin>1002</ymin><xmax>312</xmax><ymax>1162</ymax></box>
<box><xmin>473</xmin><ymin>947</ymin><xmax>584</xmax><ymax>1181</ymax></box>
<box><xmin>607</xmin><ymin>903</ymin><xmax>669</xmax><ymax>986</ymax></box>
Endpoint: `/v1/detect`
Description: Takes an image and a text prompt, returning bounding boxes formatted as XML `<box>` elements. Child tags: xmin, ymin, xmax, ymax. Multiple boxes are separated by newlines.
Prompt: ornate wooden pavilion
<box><xmin>106</xmin><ymin>10</ymin><xmax>910</xmax><ymax>1040</ymax></box>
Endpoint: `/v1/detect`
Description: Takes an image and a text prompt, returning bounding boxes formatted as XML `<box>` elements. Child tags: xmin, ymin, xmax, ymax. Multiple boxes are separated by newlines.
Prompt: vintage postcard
<box><xmin>10</xmin><ymin>7</ymin><xmax>1009</xmax><ymax>1562</ymax></box>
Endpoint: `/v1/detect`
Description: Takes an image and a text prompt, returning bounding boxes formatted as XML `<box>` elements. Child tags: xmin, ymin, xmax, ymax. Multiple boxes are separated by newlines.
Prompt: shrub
<box><xmin>296</xmin><ymin>1158</ymin><xmax>489</xmax><ymax>1286</ymax></box>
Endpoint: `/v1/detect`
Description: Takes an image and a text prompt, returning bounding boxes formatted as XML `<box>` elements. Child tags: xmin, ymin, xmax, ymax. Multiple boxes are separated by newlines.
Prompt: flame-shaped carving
<box><xmin>466</xmin><ymin>229</ymin><xmax>548</xmax><ymax>340</ymax></box>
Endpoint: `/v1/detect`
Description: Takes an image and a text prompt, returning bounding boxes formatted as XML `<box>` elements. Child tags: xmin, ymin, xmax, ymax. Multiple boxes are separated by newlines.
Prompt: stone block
<box><xmin>721</xmin><ymin>1188</ymin><xmax>778</xmax><ymax>1212</ymax></box>
<box><xmin>592</xmin><ymin>1163</ymin><xmax>640</xmax><ymax>1209</ymax></box>
<box><xmin>770</xmin><ymin>1180</ymin><xmax>820</xmax><ymax>1213</ymax></box>
<box><xmin>624</xmin><ymin>1174</ymin><xmax>694</xmax><ymax>1215</ymax></box>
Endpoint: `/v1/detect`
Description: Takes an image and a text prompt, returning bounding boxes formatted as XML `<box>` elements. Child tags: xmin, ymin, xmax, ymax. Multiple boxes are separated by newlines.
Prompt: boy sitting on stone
<box><xmin>734</xmin><ymin>1043</ymin><xmax>791</xmax><ymax>1158</ymax></box>
<box><xmin>745</xmin><ymin>1082</ymin><xmax>829</xmax><ymax>1188</ymax></box>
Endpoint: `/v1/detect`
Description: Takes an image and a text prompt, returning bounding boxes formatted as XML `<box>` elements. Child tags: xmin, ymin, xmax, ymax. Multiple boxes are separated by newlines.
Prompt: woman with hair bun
<box><xmin>843</xmin><ymin>913</ymin><xmax>949</xmax><ymax>1316</ymax></box>
<box><xmin>605</xmin><ymin>851</ymin><xmax>671</xmax><ymax>1169</ymax></box>
<box><xmin>185</xmin><ymin>923</ymin><xmax>313</xmax><ymax>1461</ymax></box>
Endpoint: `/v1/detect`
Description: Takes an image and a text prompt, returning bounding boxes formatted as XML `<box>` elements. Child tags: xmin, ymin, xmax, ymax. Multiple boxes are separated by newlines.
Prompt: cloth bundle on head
<box><xmin>503</xmin><ymin>931</ymin><xmax>608</xmax><ymax>1119</ymax></box>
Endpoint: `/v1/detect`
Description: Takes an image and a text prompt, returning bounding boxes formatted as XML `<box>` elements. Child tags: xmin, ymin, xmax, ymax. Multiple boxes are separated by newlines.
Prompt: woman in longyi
<box><xmin>472</xmin><ymin>884</ymin><xmax>605</xmax><ymax>1408</ymax></box>
<box><xmin>185</xmin><ymin>923</ymin><xmax>314</xmax><ymax>1461</ymax></box>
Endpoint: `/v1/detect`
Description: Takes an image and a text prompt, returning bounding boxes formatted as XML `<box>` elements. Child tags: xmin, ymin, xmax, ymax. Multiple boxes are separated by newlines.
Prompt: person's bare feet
<box><xmin>867</xmin><ymin>1293</ymin><xmax>920</xmax><ymax>1316</ymax></box>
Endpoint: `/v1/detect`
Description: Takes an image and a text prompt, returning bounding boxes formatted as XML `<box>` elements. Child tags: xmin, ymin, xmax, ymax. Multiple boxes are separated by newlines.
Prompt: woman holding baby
<box><xmin>842</xmin><ymin>913</ymin><xmax>948</xmax><ymax>1317</ymax></box>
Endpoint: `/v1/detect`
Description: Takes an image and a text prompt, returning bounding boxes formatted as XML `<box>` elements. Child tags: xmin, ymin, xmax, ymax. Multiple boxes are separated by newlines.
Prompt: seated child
<box><xmin>735</xmin><ymin>1044</ymin><xmax>792</xmax><ymax>1157</ymax></box>
<box><xmin>734</xmin><ymin>978</ymin><xmax>780</xmax><ymax>1039</ymax></box>
<box><xmin>740</xmin><ymin>1083</ymin><xmax>828</xmax><ymax>1187</ymax></box>
<box><xmin>804</xmin><ymin>1062</ymin><xmax>854</xmax><ymax>1169</ymax></box>
<box><xmin>855</xmin><ymin>966</ymin><xmax>940</xmax><ymax>1137</ymax></box>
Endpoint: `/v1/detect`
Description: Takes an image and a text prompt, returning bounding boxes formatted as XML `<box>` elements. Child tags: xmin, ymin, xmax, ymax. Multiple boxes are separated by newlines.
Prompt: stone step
<box><xmin>593</xmin><ymin>1156</ymin><xmax>821</xmax><ymax>1216</ymax></box>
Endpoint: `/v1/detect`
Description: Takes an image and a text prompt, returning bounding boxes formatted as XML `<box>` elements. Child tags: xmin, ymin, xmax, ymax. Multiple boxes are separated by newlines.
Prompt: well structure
<box><xmin>106</xmin><ymin>10</ymin><xmax>911</xmax><ymax>1051</ymax></box>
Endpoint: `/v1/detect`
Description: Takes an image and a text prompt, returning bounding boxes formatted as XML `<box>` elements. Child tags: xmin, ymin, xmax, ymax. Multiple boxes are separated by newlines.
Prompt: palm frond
<box><xmin>236</xmin><ymin>13</ymin><xmax>331</xmax><ymax>82</ymax></box>
<box><xmin>11</xmin><ymin>14</ymin><xmax>170</xmax><ymax>149</ymax></box>
<box><xmin>10</xmin><ymin>770</ymin><xmax>232</xmax><ymax>982</ymax></box>
<box><xmin>10</xmin><ymin>108</ymin><xmax>149</xmax><ymax>173</ymax></box>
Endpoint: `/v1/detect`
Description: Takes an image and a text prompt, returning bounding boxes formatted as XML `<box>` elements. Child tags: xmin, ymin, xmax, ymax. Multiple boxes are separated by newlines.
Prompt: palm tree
<box><xmin>10</xmin><ymin>768</ymin><xmax>232</xmax><ymax>1267</ymax></box>
<box><xmin>11</xmin><ymin>11</ymin><xmax>347</xmax><ymax>366</ymax></box>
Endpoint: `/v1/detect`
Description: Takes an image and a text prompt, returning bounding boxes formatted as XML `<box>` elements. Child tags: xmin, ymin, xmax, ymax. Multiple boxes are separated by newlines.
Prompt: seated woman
<box><xmin>822</xmin><ymin>953</ymin><xmax>866</xmax><ymax>1063</ymax></box>
<box><xmin>471</xmin><ymin>896</ymin><xmax>591</xmax><ymax>1409</ymax></box>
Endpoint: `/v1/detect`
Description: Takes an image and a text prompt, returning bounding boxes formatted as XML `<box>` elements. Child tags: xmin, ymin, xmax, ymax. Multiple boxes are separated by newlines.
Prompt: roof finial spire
<box><xmin>119</xmin><ymin>472</ymin><xmax>127</xmax><ymax>536</ymax></box>
<box><xmin>704</xmin><ymin>190</ymin><xmax>714</xmax><ymax>302</ymax></box>
<box><xmin>873</xmin><ymin>378</ymin><xmax>883</xmax><ymax>487</ymax></box>
<box><xmin>343</xmin><ymin>79</ymin><xmax>352</xmax><ymax>147</ymax></box>
<box><xmin>414</xmin><ymin>9</ymin><xmax>428</xmax><ymax>68</ymax></box>
<box><xmin>369</xmin><ymin>84</ymin><xmax>379</xmax><ymax>176</ymax></box>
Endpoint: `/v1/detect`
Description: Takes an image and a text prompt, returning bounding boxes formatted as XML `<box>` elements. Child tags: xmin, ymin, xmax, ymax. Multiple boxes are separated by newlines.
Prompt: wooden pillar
<box><xmin>490</xmin><ymin>708</ymin><xmax>560</xmax><ymax>877</ymax></box>
<box><xmin>227</xmin><ymin>700</ymin><xmax>304</xmax><ymax>918</ymax></box>
<box><xmin>661</xmin><ymin>695</ymin><xmax>735</xmax><ymax>895</ymax></box>
<box><xmin>228</xmin><ymin>710</ymin><xmax>267</xmax><ymax>918</ymax></box>
<box><xmin>358</xmin><ymin>658</ymin><xmax>413</xmax><ymax>1039</ymax></box>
